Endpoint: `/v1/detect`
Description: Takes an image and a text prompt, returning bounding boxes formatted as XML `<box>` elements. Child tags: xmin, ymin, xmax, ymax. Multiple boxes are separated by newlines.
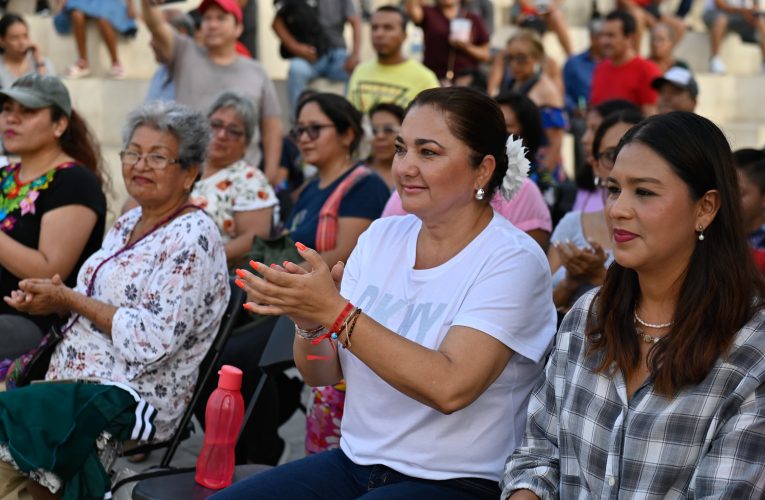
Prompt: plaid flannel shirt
<box><xmin>502</xmin><ymin>290</ymin><xmax>765</xmax><ymax>499</ymax></box>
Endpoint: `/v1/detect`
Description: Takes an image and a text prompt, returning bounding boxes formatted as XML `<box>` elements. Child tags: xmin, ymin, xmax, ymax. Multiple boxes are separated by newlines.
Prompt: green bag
<box><xmin>244</xmin><ymin>232</ymin><xmax>302</xmax><ymax>269</ymax></box>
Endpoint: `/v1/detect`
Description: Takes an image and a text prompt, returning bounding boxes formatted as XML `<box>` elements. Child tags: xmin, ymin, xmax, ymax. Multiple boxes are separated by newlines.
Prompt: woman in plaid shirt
<box><xmin>503</xmin><ymin>111</ymin><xmax>765</xmax><ymax>499</ymax></box>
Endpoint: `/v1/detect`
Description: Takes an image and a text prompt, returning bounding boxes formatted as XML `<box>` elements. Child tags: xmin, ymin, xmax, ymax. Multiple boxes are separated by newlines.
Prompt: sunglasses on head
<box><xmin>289</xmin><ymin>123</ymin><xmax>335</xmax><ymax>141</ymax></box>
<box><xmin>371</xmin><ymin>125</ymin><xmax>400</xmax><ymax>136</ymax></box>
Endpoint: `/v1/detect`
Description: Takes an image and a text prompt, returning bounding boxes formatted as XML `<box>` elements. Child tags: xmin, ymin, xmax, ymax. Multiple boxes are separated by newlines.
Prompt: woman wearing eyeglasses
<box><xmin>548</xmin><ymin>109</ymin><xmax>643</xmax><ymax>316</ymax></box>
<box><xmin>366</xmin><ymin>102</ymin><xmax>405</xmax><ymax>190</ymax></box>
<box><xmin>190</xmin><ymin>91</ymin><xmax>278</xmax><ymax>266</ymax></box>
<box><xmin>0</xmin><ymin>101</ymin><xmax>229</xmax><ymax>498</ymax></box>
<box><xmin>288</xmin><ymin>93</ymin><xmax>390</xmax><ymax>269</ymax></box>
<box><xmin>0</xmin><ymin>73</ymin><xmax>106</xmax><ymax>363</ymax></box>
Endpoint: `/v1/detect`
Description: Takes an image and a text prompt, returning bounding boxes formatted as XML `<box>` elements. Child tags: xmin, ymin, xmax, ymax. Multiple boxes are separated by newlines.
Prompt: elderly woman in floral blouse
<box><xmin>0</xmin><ymin>101</ymin><xmax>229</xmax><ymax>499</ymax></box>
<box><xmin>191</xmin><ymin>91</ymin><xmax>279</xmax><ymax>266</ymax></box>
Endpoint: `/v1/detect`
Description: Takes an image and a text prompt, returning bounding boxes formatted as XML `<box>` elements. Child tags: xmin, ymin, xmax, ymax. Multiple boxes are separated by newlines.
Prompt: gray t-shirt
<box><xmin>318</xmin><ymin>0</ymin><xmax>356</xmax><ymax>49</ymax></box>
<box><xmin>0</xmin><ymin>54</ymin><xmax>55</xmax><ymax>89</ymax></box>
<box><xmin>168</xmin><ymin>33</ymin><xmax>281</xmax><ymax>167</ymax></box>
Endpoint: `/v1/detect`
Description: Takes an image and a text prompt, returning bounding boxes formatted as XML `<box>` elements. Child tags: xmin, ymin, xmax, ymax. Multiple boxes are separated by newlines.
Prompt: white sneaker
<box><xmin>64</xmin><ymin>61</ymin><xmax>91</xmax><ymax>79</ymax></box>
<box><xmin>709</xmin><ymin>56</ymin><xmax>726</xmax><ymax>74</ymax></box>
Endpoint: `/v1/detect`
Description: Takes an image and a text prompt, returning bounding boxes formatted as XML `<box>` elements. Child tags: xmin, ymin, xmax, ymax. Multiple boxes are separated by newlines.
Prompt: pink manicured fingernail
<box><xmin>249</xmin><ymin>260</ymin><xmax>261</xmax><ymax>270</ymax></box>
<box><xmin>295</xmin><ymin>242</ymin><xmax>307</xmax><ymax>252</ymax></box>
<box><xmin>243</xmin><ymin>303</ymin><xmax>254</xmax><ymax>311</ymax></box>
<box><xmin>270</xmin><ymin>263</ymin><xmax>277</xmax><ymax>268</ymax></box>
<box><xmin>234</xmin><ymin>279</ymin><xmax>245</xmax><ymax>289</ymax></box>
<box><xmin>283</xmin><ymin>261</ymin><xmax>290</xmax><ymax>267</ymax></box>
<box><xmin>235</xmin><ymin>269</ymin><xmax>246</xmax><ymax>278</ymax></box>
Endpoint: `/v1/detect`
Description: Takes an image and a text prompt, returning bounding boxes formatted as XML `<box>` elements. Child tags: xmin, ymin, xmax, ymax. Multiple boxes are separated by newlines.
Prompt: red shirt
<box><xmin>590</xmin><ymin>56</ymin><xmax>661</xmax><ymax>107</ymax></box>
<box><xmin>418</xmin><ymin>6</ymin><xmax>490</xmax><ymax>80</ymax></box>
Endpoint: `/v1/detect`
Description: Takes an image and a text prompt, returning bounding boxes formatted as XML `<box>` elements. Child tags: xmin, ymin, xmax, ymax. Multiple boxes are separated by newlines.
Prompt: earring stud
<box><xmin>475</xmin><ymin>187</ymin><xmax>485</xmax><ymax>201</ymax></box>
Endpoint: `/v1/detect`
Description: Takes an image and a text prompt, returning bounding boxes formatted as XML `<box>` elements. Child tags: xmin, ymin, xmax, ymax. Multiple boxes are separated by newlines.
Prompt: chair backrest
<box><xmin>237</xmin><ymin>315</ymin><xmax>297</xmax><ymax>444</ymax></box>
<box><xmin>259</xmin><ymin>315</ymin><xmax>297</xmax><ymax>374</ymax></box>
<box><xmin>158</xmin><ymin>279</ymin><xmax>246</xmax><ymax>468</ymax></box>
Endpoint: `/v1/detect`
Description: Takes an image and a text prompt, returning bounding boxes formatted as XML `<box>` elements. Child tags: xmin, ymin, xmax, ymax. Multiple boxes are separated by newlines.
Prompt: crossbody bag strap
<box><xmin>314</xmin><ymin>165</ymin><xmax>371</xmax><ymax>253</ymax></box>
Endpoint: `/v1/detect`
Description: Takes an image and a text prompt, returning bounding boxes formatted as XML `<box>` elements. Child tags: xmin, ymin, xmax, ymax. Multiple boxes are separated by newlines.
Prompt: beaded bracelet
<box><xmin>295</xmin><ymin>324</ymin><xmax>326</xmax><ymax>341</ymax></box>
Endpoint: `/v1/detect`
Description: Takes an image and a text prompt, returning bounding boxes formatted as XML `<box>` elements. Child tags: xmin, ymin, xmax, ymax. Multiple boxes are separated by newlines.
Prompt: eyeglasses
<box><xmin>119</xmin><ymin>150</ymin><xmax>179</xmax><ymax>170</ymax></box>
<box><xmin>504</xmin><ymin>53</ymin><xmax>530</xmax><ymax>65</ymax></box>
<box><xmin>289</xmin><ymin>123</ymin><xmax>335</xmax><ymax>141</ymax></box>
<box><xmin>371</xmin><ymin>125</ymin><xmax>400</xmax><ymax>137</ymax></box>
<box><xmin>210</xmin><ymin>120</ymin><xmax>246</xmax><ymax>140</ymax></box>
<box><xmin>596</xmin><ymin>148</ymin><xmax>617</xmax><ymax>168</ymax></box>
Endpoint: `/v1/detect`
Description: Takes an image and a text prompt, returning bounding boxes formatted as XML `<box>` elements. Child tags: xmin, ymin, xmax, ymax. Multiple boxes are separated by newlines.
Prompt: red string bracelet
<box><xmin>304</xmin><ymin>302</ymin><xmax>355</xmax><ymax>361</ymax></box>
<box><xmin>329</xmin><ymin>302</ymin><xmax>354</xmax><ymax>337</ymax></box>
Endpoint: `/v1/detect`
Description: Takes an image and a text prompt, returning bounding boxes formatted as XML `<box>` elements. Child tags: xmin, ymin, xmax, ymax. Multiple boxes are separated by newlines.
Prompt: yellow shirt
<box><xmin>347</xmin><ymin>59</ymin><xmax>439</xmax><ymax>112</ymax></box>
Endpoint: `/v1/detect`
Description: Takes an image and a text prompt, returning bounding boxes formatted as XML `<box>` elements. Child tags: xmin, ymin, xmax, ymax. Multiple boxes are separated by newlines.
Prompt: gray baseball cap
<box><xmin>0</xmin><ymin>73</ymin><xmax>72</xmax><ymax>117</ymax></box>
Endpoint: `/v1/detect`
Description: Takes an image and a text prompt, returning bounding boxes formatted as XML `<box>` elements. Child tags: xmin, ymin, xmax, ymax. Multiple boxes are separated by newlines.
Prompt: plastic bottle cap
<box><xmin>217</xmin><ymin>365</ymin><xmax>243</xmax><ymax>391</ymax></box>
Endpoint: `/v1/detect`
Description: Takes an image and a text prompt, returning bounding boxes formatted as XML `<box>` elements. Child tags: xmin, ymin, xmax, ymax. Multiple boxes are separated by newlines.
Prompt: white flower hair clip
<box><xmin>501</xmin><ymin>135</ymin><xmax>530</xmax><ymax>200</ymax></box>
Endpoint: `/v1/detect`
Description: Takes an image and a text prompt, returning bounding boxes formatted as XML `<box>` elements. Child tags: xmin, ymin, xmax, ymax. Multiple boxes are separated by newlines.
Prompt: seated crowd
<box><xmin>0</xmin><ymin>0</ymin><xmax>765</xmax><ymax>498</ymax></box>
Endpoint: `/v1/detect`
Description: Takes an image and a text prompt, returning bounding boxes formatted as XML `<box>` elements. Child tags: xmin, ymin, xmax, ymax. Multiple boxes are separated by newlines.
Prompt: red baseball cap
<box><xmin>198</xmin><ymin>0</ymin><xmax>243</xmax><ymax>23</ymax></box>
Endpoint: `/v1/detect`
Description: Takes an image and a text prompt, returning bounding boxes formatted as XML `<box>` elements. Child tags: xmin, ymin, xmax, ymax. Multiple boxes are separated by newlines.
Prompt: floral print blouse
<box><xmin>190</xmin><ymin>159</ymin><xmax>278</xmax><ymax>243</ymax></box>
<box><xmin>45</xmin><ymin>208</ymin><xmax>230</xmax><ymax>440</ymax></box>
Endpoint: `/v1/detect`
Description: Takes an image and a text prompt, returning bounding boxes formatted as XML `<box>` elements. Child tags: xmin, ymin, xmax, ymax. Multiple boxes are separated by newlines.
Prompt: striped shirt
<box><xmin>502</xmin><ymin>290</ymin><xmax>765</xmax><ymax>499</ymax></box>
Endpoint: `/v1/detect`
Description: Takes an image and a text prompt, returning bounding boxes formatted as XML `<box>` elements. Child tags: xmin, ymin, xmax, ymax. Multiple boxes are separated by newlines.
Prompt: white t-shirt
<box><xmin>338</xmin><ymin>212</ymin><xmax>557</xmax><ymax>481</ymax></box>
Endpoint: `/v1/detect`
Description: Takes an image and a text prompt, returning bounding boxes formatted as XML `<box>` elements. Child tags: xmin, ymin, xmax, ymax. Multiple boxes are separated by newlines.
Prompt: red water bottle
<box><xmin>195</xmin><ymin>365</ymin><xmax>245</xmax><ymax>489</ymax></box>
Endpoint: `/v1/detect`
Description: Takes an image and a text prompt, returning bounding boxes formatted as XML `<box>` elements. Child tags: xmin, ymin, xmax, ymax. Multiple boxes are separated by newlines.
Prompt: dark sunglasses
<box><xmin>289</xmin><ymin>123</ymin><xmax>335</xmax><ymax>141</ymax></box>
<box><xmin>504</xmin><ymin>53</ymin><xmax>530</xmax><ymax>65</ymax></box>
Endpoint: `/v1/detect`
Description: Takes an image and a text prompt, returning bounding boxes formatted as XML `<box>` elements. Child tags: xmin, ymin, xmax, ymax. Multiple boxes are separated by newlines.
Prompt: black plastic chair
<box><xmin>112</xmin><ymin>281</ymin><xmax>247</xmax><ymax>491</ymax></box>
<box><xmin>239</xmin><ymin>315</ymin><xmax>299</xmax><ymax>441</ymax></box>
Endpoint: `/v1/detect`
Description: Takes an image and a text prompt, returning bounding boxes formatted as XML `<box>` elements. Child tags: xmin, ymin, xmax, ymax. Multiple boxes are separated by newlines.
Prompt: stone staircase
<box><xmin>6</xmin><ymin>0</ymin><xmax>763</xmax><ymax>210</ymax></box>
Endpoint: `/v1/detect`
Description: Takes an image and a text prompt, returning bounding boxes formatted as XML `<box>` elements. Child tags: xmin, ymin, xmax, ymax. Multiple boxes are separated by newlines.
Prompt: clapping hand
<box><xmin>235</xmin><ymin>243</ymin><xmax>347</xmax><ymax>329</ymax></box>
<box><xmin>555</xmin><ymin>240</ymin><xmax>607</xmax><ymax>282</ymax></box>
<box><xmin>3</xmin><ymin>274</ymin><xmax>70</xmax><ymax>317</ymax></box>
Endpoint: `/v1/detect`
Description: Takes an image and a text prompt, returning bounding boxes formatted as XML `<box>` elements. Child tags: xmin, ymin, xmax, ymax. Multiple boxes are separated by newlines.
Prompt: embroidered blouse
<box><xmin>45</xmin><ymin>208</ymin><xmax>230</xmax><ymax>440</ymax></box>
<box><xmin>190</xmin><ymin>159</ymin><xmax>278</xmax><ymax>244</ymax></box>
<box><xmin>0</xmin><ymin>162</ymin><xmax>106</xmax><ymax>332</ymax></box>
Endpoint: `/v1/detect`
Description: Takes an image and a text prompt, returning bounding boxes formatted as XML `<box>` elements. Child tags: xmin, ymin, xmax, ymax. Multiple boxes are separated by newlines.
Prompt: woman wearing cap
<box><xmin>0</xmin><ymin>73</ymin><xmax>106</xmax><ymax>362</ymax></box>
<box><xmin>222</xmin><ymin>87</ymin><xmax>556</xmax><ymax>499</ymax></box>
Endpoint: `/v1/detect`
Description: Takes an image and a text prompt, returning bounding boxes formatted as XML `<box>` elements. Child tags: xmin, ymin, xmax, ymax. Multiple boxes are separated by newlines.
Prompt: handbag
<box><xmin>4</xmin><ymin>324</ymin><xmax>63</xmax><ymax>390</ymax></box>
<box><xmin>244</xmin><ymin>232</ymin><xmax>302</xmax><ymax>269</ymax></box>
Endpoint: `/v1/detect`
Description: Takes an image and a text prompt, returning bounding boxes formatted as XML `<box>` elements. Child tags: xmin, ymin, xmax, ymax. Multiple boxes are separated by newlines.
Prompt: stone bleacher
<box><xmin>8</xmin><ymin>0</ymin><xmax>763</xmax><ymax>211</ymax></box>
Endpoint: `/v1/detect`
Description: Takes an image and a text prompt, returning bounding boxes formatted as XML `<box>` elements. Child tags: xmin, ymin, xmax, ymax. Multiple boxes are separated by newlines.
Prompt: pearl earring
<box><xmin>475</xmin><ymin>188</ymin><xmax>485</xmax><ymax>201</ymax></box>
<box><xmin>697</xmin><ymin>225</ymin><xmax>705</xmax><ymax>241</ymax></box>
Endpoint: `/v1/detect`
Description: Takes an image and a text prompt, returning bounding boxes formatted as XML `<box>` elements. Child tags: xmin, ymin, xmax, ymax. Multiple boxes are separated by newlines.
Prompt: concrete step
<box><xmin>63</xmin><ymin>77</ymin><xmax>150</xmax><ymax>148</ymax></box>
<box><xmin>24</xmin><ymin>14</ymin><xmax>158</xmax><ymax>80</ymax></box>
<box><xmin>696</xmin><ymin>74</ymin><xmax>765</xmax><ymax>123</ymax></box>
<box><xmin>720</xmin><ymin>122</ymin><xmax>765</xmax><ymax>150</ymax></box>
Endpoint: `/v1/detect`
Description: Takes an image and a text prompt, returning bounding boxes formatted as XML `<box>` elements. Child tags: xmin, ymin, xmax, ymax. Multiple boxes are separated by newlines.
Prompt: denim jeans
<box><xmin>287</xmin><ymin>47</ymin><xmax>350</xmax><ymax>113</ymax></box>
<box><xmin>210</xmin><ymin>448</ymin><xmax>501</xmax><ymax>499</ymax></box>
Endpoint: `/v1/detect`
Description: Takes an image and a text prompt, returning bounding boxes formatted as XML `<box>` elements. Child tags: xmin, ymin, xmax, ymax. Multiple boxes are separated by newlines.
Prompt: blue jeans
<box><xmin>210</xmin><ymin>448</ymin><xmax>501</xmax><ymax>499</ymax></box>
<box><xmin>287</xmin><ymin>47</ymin><xmax>350</xmax><ymax>113</ymax></box>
